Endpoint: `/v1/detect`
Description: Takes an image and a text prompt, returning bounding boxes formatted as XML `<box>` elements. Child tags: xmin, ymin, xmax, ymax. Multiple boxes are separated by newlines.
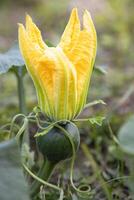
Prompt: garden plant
<box><xmin>0</xmin><ymin>1</ymin><xmax>134</xmax><ymax>200</ymax></box>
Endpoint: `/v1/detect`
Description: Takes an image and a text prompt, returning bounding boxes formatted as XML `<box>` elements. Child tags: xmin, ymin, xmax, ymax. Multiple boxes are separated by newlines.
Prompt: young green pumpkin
<box><xmin>36</xmin><ymin>122</ymin><xmax>80</xmax><ymax>164</ymax></box>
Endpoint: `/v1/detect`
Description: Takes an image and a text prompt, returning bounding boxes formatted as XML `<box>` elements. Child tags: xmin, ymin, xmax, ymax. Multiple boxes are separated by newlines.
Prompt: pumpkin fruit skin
<box><xmin>36</xmin><ymin>122</ymin><xmax>80</xmax><ymax>163</ymax></box>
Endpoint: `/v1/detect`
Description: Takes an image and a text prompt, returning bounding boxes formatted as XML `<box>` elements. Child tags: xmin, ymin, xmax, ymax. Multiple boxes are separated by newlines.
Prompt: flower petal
<box><xmin>59</xmin><ymin>9</ymin><xmax>97</xmax><ymax>116</ymax></box>
<box><xmin>76</xmin><ymin>10</ymin><xmax>97</xmax><ymax>115</ymax></box>
<box><xmin>59</xmin><ymin>8</ymin><xmax>80</xmax><ymax>54</ymax></box>
<box><xmin>55</xmin><ymin>47</ymin><xmax>77</xmax><ymax>120</ymax></box>
<box><xmin>83</xmin><ymin>10</ymin><xmax>97</xmax><ymax>58</ymax></box>
<box><xmin>18</xmin><ymin>23</ymin><xmax>51</xmax><ymax>117</ymax></box>
<box><xmin>26</xmin><ymin>14</ymin><xmax>47</xmax><ymax>50</ymax></box>
<box><xmin>36</xmin><ymin>47</ymin><xmax>77</xmax><ymax>120</ymax></box>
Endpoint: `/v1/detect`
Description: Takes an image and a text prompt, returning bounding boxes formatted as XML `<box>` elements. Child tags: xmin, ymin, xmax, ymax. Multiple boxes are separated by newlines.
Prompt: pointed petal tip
<box><xmin>83</xmin><ymin>9</ymin><xmax>96</xmax><ymax>33</ymax></box>
<box><xmin>72</xmin><ymin>7</ymin><xmax>78</xmax><ymax>13</ymax></box>
<box><xmin>84</xmin><ymin>9</ymin><xmax>90</xmax><ymax>14</ymax></box>
<box><xmin>18</xmin><ymin>23</ymin><xmax>22</xmax><ymax>27</ymax></box>
<box><xmin>25</xmin><ymin>14</ymin><xmax>35</xmax><ymax>30</ymax></box>
<box><xmin>83</xmin><ymin>9</ymin><xmax>92</xmax><ymax>20</ymax></box>
<box><xmin>71</xmin><ymin>7</ymin><xmax>79</xmax><ymax>20</ymax></box>
<box><xmin>18</xmin><ymin>23</ymin><xmax>25</xmax><ymax>30</ymax></box>
<box><xmin>18</xmin><ymin>23</ymin><xmax>27</xmax><ymax>44</ymax></box>
<box><xmin>25</xmin><ymin>13</ymin><xmax>33</xmax><ymax>23</ymax></box>
<box><xmin>26</xmin><ymin>13</ymin><xmax>31</xmax><ymax>19</ymax></box>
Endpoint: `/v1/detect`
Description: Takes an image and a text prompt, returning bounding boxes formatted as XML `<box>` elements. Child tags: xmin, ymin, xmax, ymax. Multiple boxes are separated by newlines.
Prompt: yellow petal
<box><xmin>36</xmin><ymin>47</ymin><xmax>77</xmax><ymax>120</ymax></box>
<box><xmin>18</xmin><ymin>23</ymin><xmax>51</xmax><ymax>117</ymax></box>
<box><xmin>26</xmin><ymin>14</ymin><xmax>47</xmax><ymax>49</ymax></box>
<box><xmin>59</xmin><ymin>8</ymin><xmax>80</xmax><ymax>54</ymax></box>
<box><xmin>76</xmin><ymin>10</ymin><xmax>97</xmax><ymax>114</ymax></box>
<box><xmin>35</xmin><ymin>49</ymin><xmax>58</xmax><ymax>119</ymax></box>
<box><xmin>18</xmin><ymin>23</ymin><xmax>44</xmax><ymax>67</ymax></box>
<box><xmin>55</xmin><ymin>47</ymin><xmax>77</xmax><ymax>120</ymax></box>
<box><xmin>59</xmin><ymin>9</ymin><xmax>97</xmax><ymax>116</ymax></box>
<box><xmin>83</xmin><ymin>10</ymin><xmax>97</xmax><ymax>58</ymax></box>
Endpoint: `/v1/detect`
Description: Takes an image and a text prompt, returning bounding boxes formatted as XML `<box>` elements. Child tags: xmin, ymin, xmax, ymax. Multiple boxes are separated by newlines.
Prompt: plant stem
<box><xmin>16</xmin><ymin>73</ymin><xmax>28</xmax><ymax>146</ymax></box>
<box><xmin>16</xmin><ymin>74</ymin><xmax>27</xmax><ymax>114</ymax></box>
<box><xmin>30</xmin><ymin>159</ymin><xmax>56</xmax><ymax>198</ymax></box>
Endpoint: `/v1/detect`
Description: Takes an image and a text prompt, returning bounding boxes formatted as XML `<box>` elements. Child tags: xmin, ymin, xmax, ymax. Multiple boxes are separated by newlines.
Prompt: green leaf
<box><xmin>88</xmin><ymin>116</ymin><xmax>105</xmax><ymax>126</ymax></box>
<box><xmin>0</xmin><ymin>42</ymin><xmax>26</xmax><ymax>76</ymax></box>
<box><xmin>118</xmin><ymin>115</ymin><xmax>134</xmax><ymax>155</ymax></box>
<box><xmin>0</xmin><ymin>139</ymin><xmax>29</xmax><ymax>200</ymax></box>
<box><xmin>94</xmin><ymin>65</ymin><xmax>107</xmax><ymax>75</ymax></box>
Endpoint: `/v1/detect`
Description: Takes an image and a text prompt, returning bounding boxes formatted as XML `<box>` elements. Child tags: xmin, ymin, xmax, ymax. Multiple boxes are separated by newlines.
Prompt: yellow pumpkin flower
<box><xmin>18</xmin><ymin>8</ymin><xmax>97</xmax><ymax>121</ymax></box>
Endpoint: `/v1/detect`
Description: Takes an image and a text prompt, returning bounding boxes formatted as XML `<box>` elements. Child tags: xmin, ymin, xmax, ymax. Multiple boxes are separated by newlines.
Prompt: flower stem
<box><xmin>16</xmin><ymin>73</ymin><xmax>27</xmax><ymax>114</ymax></box>
<box><xmin>30</xmin><ymin>159</ymin><xmax>55</xmax><ymax>198</ymax></box>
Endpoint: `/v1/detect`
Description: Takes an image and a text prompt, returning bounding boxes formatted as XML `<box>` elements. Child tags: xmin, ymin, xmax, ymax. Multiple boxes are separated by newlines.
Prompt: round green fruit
<box><xmin>36</xmin><ymin>122</ymin><xmax>80</xmax><ymax>164</ymax></box>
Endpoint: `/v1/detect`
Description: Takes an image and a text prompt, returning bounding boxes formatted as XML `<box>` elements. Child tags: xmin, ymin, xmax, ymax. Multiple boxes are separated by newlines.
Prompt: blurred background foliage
<box><xmin>0</xmin><ymin>0</ymin><xmax>134</xmax><ymax>199</ymax></box>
